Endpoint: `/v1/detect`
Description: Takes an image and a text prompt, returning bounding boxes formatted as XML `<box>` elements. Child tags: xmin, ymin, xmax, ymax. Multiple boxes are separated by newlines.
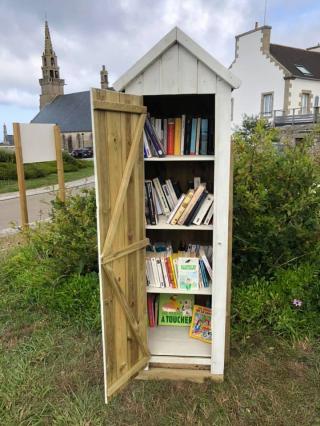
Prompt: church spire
<box><xmin>39</xmin><ymin>21</ymin><xmax>65</xmax><ymax>110</ymax></box>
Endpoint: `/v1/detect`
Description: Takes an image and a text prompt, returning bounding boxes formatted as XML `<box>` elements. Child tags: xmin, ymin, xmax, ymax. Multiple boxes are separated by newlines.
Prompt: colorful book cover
<box><xmin>190</xmin><ymin>118</ymin><xmax>197</xmax><ymax>155</ymax></box>
<box><xmin>158</xmin><ymin>294</ymin><xmax>194</xmax><ymax>326</ymax></box>
<box><xmin>189</xmin><ymin>305</ymin><xmax>212</xmax><ymax>343</ymax></box>
<box><xmin>167</xmin><ymin>119</ymin><xmax>175</xmax><ymax>155</ymax></box>
<box><xmin>174</xmin><ymin>117</ymin><xmax>181</xmax><ymax>155</ymax></box>
<box><xmin>200</xmin><ymin>118</ymin><xmax>208</xmax><ymax>155</ymax></box>
<box><xmin>177</xmin><ymin>257</ymin><xmax>199</xmax><ymax>290</ymax></box>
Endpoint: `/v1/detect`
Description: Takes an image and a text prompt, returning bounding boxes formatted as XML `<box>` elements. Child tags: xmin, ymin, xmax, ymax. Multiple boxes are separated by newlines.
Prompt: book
<box><xmin>144</xmin><ymin>117</ymin><xmax>165</xmax><ymax>157</ymax></box>
<box><xmin>177</xmin><ymin>257</ymin><xmax>199</xmax><ymax>290</ymax></box>
<box><xmin>145</xmin><ymin>180</ymin><xmax>157</xmax><ymax>225</ymax></box>
<box><xmin>203</xmin><ymin>203</ymin><xmax>214</xmax><ymax>225</ymax></box>
<box><xmin>147</xmin><ymin>294</ymin><xmax>156</xmax><ymax>327</ymax></box>
<box><xmin>199</xmin><ymin>119</ymin><xmax>208</xmax><ymax>155</ymax></box>
<box><xmin>184</xmin><ymin>190</ymin><xmax>208</xmax><ymax>226</ymax></box>
<box><xmin>174</xmin><ymin>117</ymin><xmax>181</xmax><ymax>155</ymax></box>
<box><xmin>158</xmin><ymin>294</ymin><xmax>194</xmax><ymax>327</ymax></box>
<box><xmin>195</xmin><ymin>117</ymin><xmax>201</xmax><ymax>154</ymax></box>
<box><xmin>167</xmin><ymin>119</ymin><xmax>175</xmax><ymax>155</ymax></box>
<box><xmin>162</xmin><ymin>184</ymin><xmax>175</xmax><ymax>211</ymax></box>
<box><xmin>153</xmin><ymin>178</ymin><xmax>170</xmax><ymax>215</ymax></box>
<box><xmin>180</xmin><ymin>114</ymin><xmax>186</xmax><ymax>155</ymax></box>
<box><xmin>165</xmin><ymin>179</ymin><xmax>179</xmax><ymax>205</ymax></box>
<box><xmin>184</xmin><ymin>116</ymin><xmax>192</xmax><ymax>155</ymax></box>
<box><xmin>199</xmin><ymin>248</ymin><xmax>213</xmax><ymax>280</ymax></box>
<box><xmin>177</xmin><ymin>184</ymin><xmax>205</xmax><ymax>225</ymax></box>
<box><xmin>170</xmin><ymin>189</ymin><xmax>194</xmax><ymax>225</ymax></box>
<box><xmin>189</xmin><ymin>118</ymin><xmax>197</xmax><ymax>155</ymax></box>
<box><xmin>189</xmin><ymin>305</ymin><xmax>212</xmax><ymax>343</ymax></box>
<box><xmin>163</xmin><ymin>118</ymin><xmax>168</xmax><ymax>154</ymax></box>
<box><xmin>193</xmin><ymin>193</ymin><xmax>214</xmax><ymax>225</ymax></box>
<box><xmin>166</xmin><ymin>194</ymin><xmax>185</xmax><ymax>224</ymax></box>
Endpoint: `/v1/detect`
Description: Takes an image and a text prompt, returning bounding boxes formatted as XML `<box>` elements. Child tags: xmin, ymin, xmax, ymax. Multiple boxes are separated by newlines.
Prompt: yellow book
<box><xmin>170</xmin><ymin>189</ymin><xmax>194</xmax><ymax>225</ymax></box>
<box><xmin>174</xmin><ymin>118</ymin><xmax>181</xmax><ymax>155</ymax></box>
<box><xmin>169</xmin><ymin>254</ymin><xmax>178</xmax><ymax>288</ymax></box>
<box><xmin>189</xmin><ymin>305</ymin><xmax>212</xmax><ymax>343</ymax></box>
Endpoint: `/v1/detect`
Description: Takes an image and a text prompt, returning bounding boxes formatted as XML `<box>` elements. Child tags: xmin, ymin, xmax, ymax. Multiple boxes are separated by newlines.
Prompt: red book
<box><xmin>164</xmin><ymin>257</ymin><xmax>173</xmax><ymax>288</ymax></box>
<box><xmin>147</xmin><ymin>294</ymin><xmax>155</xmax><ymax>327</ymax></box>
<box><xmin>167</xmin><ymin>119</ymin><xmax>175</xmax><ymax>155</ymax></box>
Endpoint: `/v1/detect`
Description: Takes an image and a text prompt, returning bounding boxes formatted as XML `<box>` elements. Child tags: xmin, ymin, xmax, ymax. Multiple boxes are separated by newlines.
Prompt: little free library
<box><xmin>91</xmin><ymin>27</ymin><xmax>240</xmax><ymax>403</ymax></box>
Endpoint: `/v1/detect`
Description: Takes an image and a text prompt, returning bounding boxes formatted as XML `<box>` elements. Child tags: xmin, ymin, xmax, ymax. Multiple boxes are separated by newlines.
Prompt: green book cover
<box><xmin>158</xmin><ymin>294</ymin><xmax>194</xmax><ymax>327</ymax></box>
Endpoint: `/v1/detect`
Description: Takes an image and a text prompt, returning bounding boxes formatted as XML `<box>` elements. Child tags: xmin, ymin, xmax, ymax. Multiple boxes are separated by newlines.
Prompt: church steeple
<box><xmin>39</xmin><ymin>21</ymin><xmax>65</xmax><ymax>110</ymax></box>
<box><xmin>100</xmin><ymin>65</ymin><xmax>109</xmax><ymax>89</ymax></box>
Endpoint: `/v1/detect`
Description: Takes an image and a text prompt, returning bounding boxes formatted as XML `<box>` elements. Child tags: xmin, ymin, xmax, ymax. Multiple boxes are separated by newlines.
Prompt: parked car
<box><xmin>71</xmin><ymin>148</ymin><xmax>93</xmax><ymax>158</ymax></box>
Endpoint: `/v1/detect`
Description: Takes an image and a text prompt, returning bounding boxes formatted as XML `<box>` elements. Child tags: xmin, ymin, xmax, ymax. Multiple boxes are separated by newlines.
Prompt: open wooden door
<box><xmin>91</xmin><ymin>88</ymin><xmax>149</xmax><ymax>402</ymax></box>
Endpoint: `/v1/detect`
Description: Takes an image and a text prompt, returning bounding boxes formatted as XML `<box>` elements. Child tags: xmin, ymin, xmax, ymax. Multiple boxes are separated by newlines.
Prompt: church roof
<box><xmin>31</xmin><ymin>91</ymin><xmax>92</xmax><ymax>132</ymax></box>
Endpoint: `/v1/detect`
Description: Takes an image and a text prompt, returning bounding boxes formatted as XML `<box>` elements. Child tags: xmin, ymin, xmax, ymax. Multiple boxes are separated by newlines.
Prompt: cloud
<box><xmin>0</xmin><ymin>0</ymin><xmax>319</xmax><ymax>122</ymax></box>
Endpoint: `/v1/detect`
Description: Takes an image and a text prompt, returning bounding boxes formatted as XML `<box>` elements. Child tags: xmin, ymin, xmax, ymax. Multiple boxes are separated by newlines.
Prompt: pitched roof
<box><xmin>270</xmin><ymin>44</ymin><xmax>320</xmax><ymax>80</ymax></box>
<box><xmin>114</xmin><ymin>27</ymin><xmax>240</xmax><ymax>91</ymax></box>
<box><xmin>31</xmin><ymin>91</ymin><xmax>92</xmax><ymax>132</ymax></box>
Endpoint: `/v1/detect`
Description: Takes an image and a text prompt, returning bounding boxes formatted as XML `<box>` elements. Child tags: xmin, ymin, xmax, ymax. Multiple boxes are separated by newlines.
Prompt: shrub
<box><xmin>233</xmin><ymin>118</ymin><xmax>320</xmax><ymax>279</ymax></box>
<box><xmin>232</xmin><ymin>263</ymin><xmax>320</xmax><ymax>339</ymax></box>
<box><xmin>0</xmin><ymin>148</ymin><xmax>15</xmax><ymax>163</ymax></box>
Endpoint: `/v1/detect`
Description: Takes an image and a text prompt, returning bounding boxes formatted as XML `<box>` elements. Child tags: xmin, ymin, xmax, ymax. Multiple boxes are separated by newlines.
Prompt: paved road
<box><xmin>0</xmin><ymin>177</ymin><xmax>95</xmax><ymax>233</ymax></box>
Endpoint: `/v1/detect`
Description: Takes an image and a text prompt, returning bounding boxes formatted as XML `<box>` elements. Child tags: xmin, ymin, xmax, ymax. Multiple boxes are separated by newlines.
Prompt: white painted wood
<box><xmin>144</xmin><ymin>155</ymin><xmax>215</xmax><ymax>162</ymax></box>
<box><xmin>141</xmin><ymin>59</ymin><xmax>161</xmax><ymax>95</ymax></box>
<box><xmin>150</xmin><ymin>355</ymin><xmax>211</xmax><ymax>366</ymax></box>
<box><xmin>146</xmin><ymin>286</ymin><xmax>212</xmax><ymax>295</ymax></box>
<box><xmin>160</xmin><ymin>43</ymin><xmax>179</xmax><ymax>94</ymax></box>
<box><xmin>90</xmin><ymin>89</ymin><xmax>108</xmax><ymax>404</ymax></box>
<box><xmin>146</xmin><ymin>215</ymin><xmax>213</xmax><ymax>231</ymax></box>
<box><xmin>198</xmin><ymin>62</ymin><xmax>217</xmax><ymax>94</ymax></box>
<box><xmin>19</xmin><ymin>123</ymin><xmax>56</xmax><ymax>164</ymax></box>
<box><xmin>126</xmin><ymin>73</ymin><xmax>144</xmax><ymax>96</ymax></box>
<box><xmin>113</xmin><ymin>26</ymin><xmax>240</xmax><ymax>92</ymax></box>
<box><xmin>178</xmin><ymin>45</ymin><xmax>198</xmax><ymax>93</ymax></box>
<box><xmin>211</xmin><ymin>78</ymin><xmax>231</xmax><ymax>376</ymax></box>
<box><xmin>148</xmin><ymin>326</ymin><xmax>211</xmax><ymax>357</ymax></box>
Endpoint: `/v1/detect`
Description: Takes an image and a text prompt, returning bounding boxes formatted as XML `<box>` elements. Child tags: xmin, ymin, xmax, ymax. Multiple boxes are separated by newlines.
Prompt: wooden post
<box><xmin>54</xmin><ymin>125</ymin><xmax>65</xmax><ymax>202</ymax></box>
<box><xmin>13</xmin><ymin>122</ymin><xmax>29</xmax><ymax>229</ymax></box>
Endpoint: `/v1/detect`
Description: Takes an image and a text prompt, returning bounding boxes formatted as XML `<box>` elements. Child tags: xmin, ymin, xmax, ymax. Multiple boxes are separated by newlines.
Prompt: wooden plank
<box><xmin>107</xmin><ymin>355</ymin><xmax>149</xmax><ymax>397</ymax></box>
<box><xmin>178</xmin><ymin>45</ymin><xmax>198</xmax><ymax>93</ymax></box>
<box><xmin>141</xmin><ymin>59</ymin><xmax>161</xmax><ymax>95</ymax></box>
<box><xmin>13</xmin><ymin>123</ymin><xmax>29</xmax><ymax>228</ymax></box>
<box><xmin>103</xmin><ymin>265</ymin><xmax>150</xmax><ymax>356</ymax></box>
<box><xmin>137</xmin><ymin>368</ymin><xmax>224</xmax><ymax>383</ymax></box>
<box><xmin>101</xmin><ymin>112</ymin><xmax>146</xmax><ymax>256</ymax></box>
<box><xmin>93</xmin><ymin>100</ymin><xmax>147</xmax><ymax>114</ymax></box>
<box><xmin>54</xmin><ymin>125</ymin><xmax>65</xmax><ymax>202</ymax></box>
<box><xmin>198</xmin><ymin>61</ymin><xmax>217</xmax><ymax>94</ymax></box>
<box><xmin>101</xmin><ymin>238</ymin><xmax>149</xmax><ymax>264</ymax></box>
<box><xmin>160</xmin><ymin>43</ymin><xmax>179</xmax><ymax>94</ymax></box>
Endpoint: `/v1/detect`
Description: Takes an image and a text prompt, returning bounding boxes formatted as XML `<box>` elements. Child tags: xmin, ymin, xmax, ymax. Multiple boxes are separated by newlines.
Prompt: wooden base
<box><xmin>136</xmin><ymin>367</ymin><xmax>223</xmax><ymax>383</ymax></box>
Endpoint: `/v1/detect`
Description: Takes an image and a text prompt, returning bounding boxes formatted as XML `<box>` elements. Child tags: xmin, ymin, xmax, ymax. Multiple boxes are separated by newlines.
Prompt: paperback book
<box><xmin>158</xmin><ymin>294</ymin><xmax>194</xmax><ymax>327</ymax></box>
<box><xmin>189</xmin><ymin>305</ymin><xmax>212</xmax><ymax>343</ymax></box>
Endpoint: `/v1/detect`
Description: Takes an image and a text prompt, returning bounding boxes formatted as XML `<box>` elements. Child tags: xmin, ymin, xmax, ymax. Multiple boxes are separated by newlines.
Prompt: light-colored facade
<box><xmin>230</xmin><ymin>24</ymin><xmax>320</xmax><ymax>127</ymax></box>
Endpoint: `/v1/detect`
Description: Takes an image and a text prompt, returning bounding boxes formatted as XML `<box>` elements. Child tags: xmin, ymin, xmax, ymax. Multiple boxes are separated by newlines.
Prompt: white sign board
<box><xmin>19</xmin><ymin>123</ymin><xmax>56</xmax><ymax>164</ymax></box>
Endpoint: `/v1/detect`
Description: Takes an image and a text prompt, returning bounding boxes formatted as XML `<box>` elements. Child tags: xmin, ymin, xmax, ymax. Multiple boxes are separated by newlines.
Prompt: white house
<box><xmin>230</xmin><ymin>24</ymin><xmax>320</xmax><ymax>127</ymax></box>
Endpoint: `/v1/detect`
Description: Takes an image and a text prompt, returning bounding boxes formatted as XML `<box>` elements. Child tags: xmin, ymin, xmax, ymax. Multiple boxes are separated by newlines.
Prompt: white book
<box><xmin>194</xmin><ymin>177</ymin><xmax>201</xmax><ymax>189</ymax></box>
<box><xmin>180</xmin><ymin>114</ymin><xmax>186</xmax><ymax>155</ymax></box>
<box><xmin>162</xmin><ymin>184</ymin><xmax>175</xmax><ymax>210</ymax></box>
<box><xmin>165</xmin><ymin>179</ymin><xmax>179</xmax><ymax>205</ymax></box>
<box><xmin>156</xmin><ymin>257</ymin><xmax>165</xmax><ymax>288</ymax></box>
<box><xmin>150</xmin><ymin>257</ymin><xmax>161</xmax><ymax>287</ymax></box>
<box><xmin>195</xmin><ymin>117</ymin><xmax>201</xmax><ymax>155</ymax></box>
<box><xmin>153</xmin><ymin>178</ymin><xmax>170</xmax><ymax>215</ymax></box>
<box><xmin>193</xmin><ymin>194</ymin><xmax>214</xmax><ymax>225</ymax></box>
<box><xmin>199</xmin><ymin>249</ymin><xmax>213</xmax><ymax>280</ymax></box>
<box><xmin>203</xmin><ymin>203</ymin><xmax>214</xmax><ymax>225</ymax></box>
<box><xmin>155</xmin><ymin>118</ymin><xmax>162</xmax><ymax>142</ymax></box>
<box><xmin>151</xmin><ymin>186</ymin><xmax>159</xmax><ymax>223</ymax></box>
<box><xmin>152</xmin><ymin>185</ymin><xmax>162</xmax><ymax>215</ymax></box>
<box><xmin>160</xmin><ymin>255</ymin><xmax>170</xmax><ymax>288</ymax></box>
<box><xmin>146</xmin><ymin>258</ymin><xmax>155</xmax><ymax>286</ymax></box>
<box><xmin>166</xmin><ymin>194</ymin><xmax>185</xmax><ymax>224</ymax></box>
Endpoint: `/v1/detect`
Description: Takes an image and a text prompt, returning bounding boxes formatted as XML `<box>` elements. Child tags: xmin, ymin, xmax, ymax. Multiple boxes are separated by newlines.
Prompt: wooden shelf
<box><xmin>146</xmin><ymin>215</ymin><xmax>213</xmax><ymax>231</ymax></box>
<box><xmin>148</xmin><ymin>326</ymin><xmax>211</xmax><ymax>357</ymax></box>
<box><xmin>144</xmin><ymin>155</ymin><xmax>215</xmax><ymax>162</ymax></box>
<box><xmin>146</xmin><ymin>286</ymin><xmax>212</xmax><ymax>295</ymax></box>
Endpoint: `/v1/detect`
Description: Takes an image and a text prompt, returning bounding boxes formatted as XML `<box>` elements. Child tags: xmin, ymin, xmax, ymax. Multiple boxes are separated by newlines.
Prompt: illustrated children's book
<box><xmin>158</xmin><ymin>294</ymin><xmax>194</xmax><ymax>327</ymax></box>
<box><xmin>189</xmin><ymin>305</ymin><xmax>212</xmax><ymax>343</ymax></box>
<box><xmin>177</xmin><ymin>257</ymin><xmax>199</xmax><ymax>290</ymax></box>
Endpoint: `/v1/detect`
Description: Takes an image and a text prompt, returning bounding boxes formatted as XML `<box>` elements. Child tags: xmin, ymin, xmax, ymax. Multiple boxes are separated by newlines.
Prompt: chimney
<box><xmin>100</xmin><ymin>65</ymin><xmax>109</xmax><ymax>90</ymax></box>
<box><xmin>261</xmin><ymin>26</ymin><xmax>271</xmax><ymax>54</ymax></box>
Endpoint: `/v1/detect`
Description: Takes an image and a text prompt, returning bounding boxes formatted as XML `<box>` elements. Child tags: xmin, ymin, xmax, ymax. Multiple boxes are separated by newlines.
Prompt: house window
<box><xmin>314</xmin><ymin>96</ymin><xmax>319</xmax><ymax>108</ymax></box>
<box><xmin>295</xmin><ymin>65</ymin><xmax>313</xmax><ymax>76</ymax></box>
<box><xmin>301</xmin><ymin>93</ymin><xmax>310</xmax><ymax>114</ymax></box>
<box><xmin>261</xmin><ymin>93</ymin><xmax>273</xmax><ymax>116</ymax></box>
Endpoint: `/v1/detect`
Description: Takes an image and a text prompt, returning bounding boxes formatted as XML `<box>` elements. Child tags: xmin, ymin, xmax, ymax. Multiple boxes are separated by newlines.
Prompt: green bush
<box><xmin>233</xmin><ymin>118</ymin><xmax>320</xmax><ymax>279</ymax></box>
<box><xmin>0</xmin><ymin>148</ymin><xmax>15</xmax><ymax>163</ymax></box>
<box><xmin>232</xmin><ymin>263</ymin><xmax>320</xmax><ymax>339</ymax></box>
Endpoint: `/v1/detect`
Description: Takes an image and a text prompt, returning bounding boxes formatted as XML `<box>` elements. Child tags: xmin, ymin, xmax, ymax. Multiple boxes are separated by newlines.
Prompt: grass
<box><xmin>1</xmin><ymin>239</ymin><xmax>319</xmax><ymax>426</ymax></box>
<box><xmin>0</xmin><ymin>161</ymin><xmax>94</xmax><ymax>194</ymax></box>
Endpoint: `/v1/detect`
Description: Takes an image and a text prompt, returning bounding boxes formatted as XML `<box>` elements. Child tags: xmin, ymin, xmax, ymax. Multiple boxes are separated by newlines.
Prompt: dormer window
<box><xmin>295</xmin><ymin>65</ymin><xmax>313</xmax><ymax>76</ymax></box>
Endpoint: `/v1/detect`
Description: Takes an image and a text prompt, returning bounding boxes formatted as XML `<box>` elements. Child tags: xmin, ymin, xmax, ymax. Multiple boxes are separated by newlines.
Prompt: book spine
<box><xmin>164</xmin><ymin>256</ymin><xmax>173</xmax><ymax>288</ymax></box>
<box><xmin>165</xmin><ymin>179</ymin><xmax>179</xmax><ymax>206</ymax></box>
<box><xmin>145</xmin><ymin>181</ymin><xmax>156</xmax><ymax>225</ymax></box>
<box><xmin>170</xmin><ymin>190</ymin><xmax>194</xmax><ymax>225</ymax></box>
<box><xmin>200</xmin><ymin>118</ymin><xmax>208</xmax><ymax>155</ymax></box>
<box><xmin>167</xmin><ymin>119</ymin><xmax>175</xmax><ymax>155</ymax></box>
<box><xmin>163</xmin><ymin>118</ymin><xmax>168</xmax><ymax>154</ymax></box>
<box><xmin>153</xmin><ymin>178</ymin><xmax>170</xmax><ymax>215</ymax></box>
<box><xmin>180</xmin><ymin>114</ymin><xmax>186</xmax><ymax>155</ymax></box>
<box><xmin>203</xmin><ymin>203</ymin><xmax>214</xmax><ymax>225</ymax></box>
<box><xmin>156</xmin><ymin>257</ymin><xmax>165</xmax><ymax>288</ymax></box>
<box><xmin>145</xmin><ymin>118</ymin><xmax>165</xmax><ymax>157</ymax></box>
<box><xmin>200</xmin><ymin>251</ymin><xmax>213</xmax><ymax>280</ymax></box>
<box><xmin>184</xmin><ymin>190</ymin><xmax>208</xmax><ymax>226</ymax></box>
<box><xmin>195</xmin><ymin>117</ymin><xmax>201</xmax><ymax>155</ymax></box>
<box><xmin>178</xmin><ymin>184</ymin><xmax>205</xmax><ymax>225</ymax></box>
<box><xmin>174</xmin><ymin>117</ymin><xmax>181</xmax><ymax>155</ymax></box>
<box><xmin>161</xmin><ymin>256</ymin><xmax>170</xmax><ymax>288</ymax></box>
<box><xmin>184</xmin><ymin>116</ymin><xmax>192</xmax><ymax>155</ymax></box>
<box><xmin>162</xmin><ymin>184</ymin><xmax>175</xmax><ymax>211</ymax></box>
<box><xmin>168</xmin><ymin>256</ymin><xmax>178</xmax><ymax>288</ymax></box>
<box><xmin>190</xmin><ymin>118</ymin><xmax>197</xmax><ymax>155</ymax></box>
<box><xmin>193</xmin><ymin>194</ymin><xmax>213</xmax><ymax>225</ymax></box>
<box><xmin>166</xmin><ymin>194</ymin><xmax>185</xmax><ymax>224</ymax></box>
<box><xmin>143</xmin><ymin>131</ymin><xmax>152</xmax><ymax>158</ymax></box>
<box><xmin>151</xmin><ymin>257</ymin><xmax>160</xmax><ymax>287</ymax></box>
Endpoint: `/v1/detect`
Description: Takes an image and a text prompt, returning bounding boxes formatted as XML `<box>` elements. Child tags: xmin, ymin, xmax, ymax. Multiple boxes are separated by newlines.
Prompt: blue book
<box><xmin>190</xmin><ymin>118</ymin><xmax>197</xmax><ymax>155</ymax></box>
<box><xmin>200</xmin><ymin>119</ymin><xmax>208</xmax><ymax>155</ymax></box>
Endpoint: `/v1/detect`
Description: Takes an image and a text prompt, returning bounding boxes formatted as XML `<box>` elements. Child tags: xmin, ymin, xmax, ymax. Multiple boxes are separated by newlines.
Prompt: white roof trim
<box><xmin>113</xmin><ymin>27</ymin><xmax>241</xmax><ymax>91</ymax></box>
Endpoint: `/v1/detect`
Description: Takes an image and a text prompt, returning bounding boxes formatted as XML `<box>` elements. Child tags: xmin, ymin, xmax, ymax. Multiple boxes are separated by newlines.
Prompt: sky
<box><xmin>1</xmin><ymin>0</ymin><xmax>320</xmax><ymax>135</ymax></box>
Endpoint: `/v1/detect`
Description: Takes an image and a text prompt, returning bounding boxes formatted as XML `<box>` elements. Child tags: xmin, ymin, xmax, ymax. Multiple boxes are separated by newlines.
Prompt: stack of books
<box><xmin>145</xmin><ymin>178</ymin><xmax>214</xmax><ymax>226</ymax></box>
<box><xmin>143</xmin><ymin>115</ymin><xmax>213</xmax><ymax>158</ymax></box>
<box><xmin>146</xmin><ymin>242</ymin><xmax>212</xmax><ymax>290</ymax></box>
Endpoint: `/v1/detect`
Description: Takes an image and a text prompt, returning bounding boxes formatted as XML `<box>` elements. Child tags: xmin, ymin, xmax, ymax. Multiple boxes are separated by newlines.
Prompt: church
<box><xmin>31</xmin><ymin>21</ymin><xmax>109</xmax><ymax>151</ymax></box>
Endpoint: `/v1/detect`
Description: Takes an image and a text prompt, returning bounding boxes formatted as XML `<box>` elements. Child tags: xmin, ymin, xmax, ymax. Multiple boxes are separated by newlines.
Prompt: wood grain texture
<box><xmin>13</xmin><ymin>123</ymin><xmax>29</xmax><ymax>228</ymax></box>
<box><xmin>137</xmin><ymin>368</ymin><xmax>224</xmax><ymax>383</ymax></box>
